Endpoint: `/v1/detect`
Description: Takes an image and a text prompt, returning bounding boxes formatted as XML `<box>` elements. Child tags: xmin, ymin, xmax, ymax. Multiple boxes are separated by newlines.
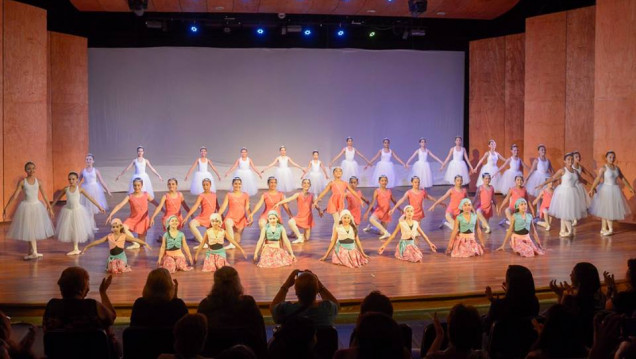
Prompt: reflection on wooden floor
<box><xmin>1</xmin><ymin>186</ymin><xmax>634</xmax><ymax>316</ymax></box>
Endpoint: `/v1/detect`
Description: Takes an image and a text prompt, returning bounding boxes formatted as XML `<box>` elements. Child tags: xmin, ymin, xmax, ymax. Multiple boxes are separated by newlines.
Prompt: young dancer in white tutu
<box><xmin>537</xmin><ymin>153</ymin><xmax>588</xmax><ymax>237</ymax></box>
<box><xmin>405</xmin><ymin>138</ymin><xmax>444</xmax><ymax>189</ymax></box>
<box><xmin>525</xmin><ymin>144</ymin><xmax>554</xmax><ymax>197</ymax></box>
<box><xmin>440</xmin><ymin>136</ymin><xmax>473</xmax><ymax>185</ymax></box>
<box><xmin>495</xmin><ymin>144</ymin><xmax>528</xmax><ymax>194</ymax></box>
<box><xmin>51</xmin><ymin>172</ymin><xmax>105</xmax><ymax>256</ymax></box>
<box><xmin>472</xmin><ymin>140</ymin><xmax>505</xmax><ymax>189</ymax></box>
<box><xmin>572</xmin><ymin>151</ymin><xmax>594</xmax><ymax>208</ymax></box>
<box><xmin>225</xmin><ymin>147</ymin><xmax>262</xmax><ymax>196</ymax></box>
<box><xmin>184</xmin><ymin>146</ymin><xmax>222</xmax><ymax>195</ymax></box>
<box><xmin>78</xmin><ymin>153</ymin><xmax>111</xmax><ymax>217</ymax></box>
<box><xmin>3</xmin><ymin>162</ymin><xmax>55</xmax><ymax>260</ymax></box>
<box><xmin>115</xmin><ymin>146</ymin><xmax>163</xmax><ymax>198</ymax></box>
<box><xmin>261</xmin><ymin>146</ymin><xmax>306</xmax><ymax>193</ymax></box>
<box><xmin>365</xmin><ymin>138</ymin><xmax>407</xmax><ymax>189</ymax></box>
<box><xmin>303</xmin><ymin>151</ymin><xmax>329</xmax><ymax>197</ymax></box>
<box><xmin>588</xmin><ymin>151</ymin><xmax>634</xmax><ymax>236</ymax></box>
<box><xmin>329</xmin><ymin>137</ymin><xmax>372</xmax><ymax>184</ymax></box>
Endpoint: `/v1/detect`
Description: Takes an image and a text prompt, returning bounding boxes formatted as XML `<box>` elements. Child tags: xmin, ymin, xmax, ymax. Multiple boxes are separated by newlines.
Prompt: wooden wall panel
<box><xmin>594</xmin><ymin>0</ymin><xmax>636</xmax><ymax>216</ymax></box>
<box><xmin>49</xmin><ymin>32</ymin><xmax>89</xmax><ymax>192</ymax></box>
<box><xmin>565</xmin><ymin>7</ymin><xmax>595</xmax><ymax>167</ymax></box>
<box><xmin>523</xmin><ymin>12</ymin><xmax>567</xmax><ymax>168</ymax></box>
<box><xmin>504</xmin><ymin>33</ymin><xmax>525</xmax><ymax>160</ymax></box>
<box><xmin>3</xmin><ymin>1</ymin><xmax>50</xmax><ymax>213</ymax></box>
<box><xmin>0</xmin><ymin>0</ymin><xmax>4</xmax><ymax>214</ymax></box>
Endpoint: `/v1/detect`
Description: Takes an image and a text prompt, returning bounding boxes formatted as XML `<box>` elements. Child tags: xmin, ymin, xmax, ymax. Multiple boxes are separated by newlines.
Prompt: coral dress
<box><xmin>446</xmin><ymin>188</ymin><xmax>468</xmax><ymax>217</ymax></box>
<box><xmin>326</xmin><ymin>180</ymin><xmax>348</xmax><ymax>214</ymax></box>
<box><xmin>259</xmin><ymin>191</ymin><xmax>284</xmax><ymax>222</ymax></box>
<box><xmin>293</xmin><ymin>192</ymin><xmax>314</xmax><ymax>229</ymax></box>
<box><xmin>162</xmin><ymin>192</ymin><xmax>185</xmax><ymax>230</ymax></box>
<box><xmin>475</xmin><ymin>185</ymin><xmax>495</xmax><ymax>219</ymax></box>
<box><xmin>202</xmin><ymin>227</ymin><xmax>228</xmax><ymax>272</ymax></box>
<box><xmin>539</xmin><ymin>189</ymin><xmax>553</xmax><ymax>219</ymax></box>
<box><xmin>346</xmin><ymin>189</ymin><xmax>364</xmax><ymax>225</ymax></box>
<box><xmin>331</xmin><ymin>225</ymin><xmax>368</xmax><ymax>268</ymax></box>
<box><xmin>406</xmin><ymin>189</ymin><xmax>427</xmax><ymax>221</ymax></box>
<box><xmin>372</xmin><ymin>188</ymin><xmax>393</xmax><ymax>222</ymax></box>
<box><xmin>225</xmin><ymin>192</ymin><xmax>250</xmax><ymax>229</ymax></box>
<box><xmin>194</xmin><ymin>192</ymin><xmax>217</xmax><ymax>227</ymax></box>
<box><xmin>395</xmin><ymin>220</ymin><xmax>424</xmax><ymax>262</ymax></box>
<box><xmin>124</xmin><ymin>193</ymin><xmax>150</xmax><ymax>235</ymax></box>
<box><xmin>507</xmin><ymin>187</ymin><xmax>528</xmax><ymax>210</ymax></box>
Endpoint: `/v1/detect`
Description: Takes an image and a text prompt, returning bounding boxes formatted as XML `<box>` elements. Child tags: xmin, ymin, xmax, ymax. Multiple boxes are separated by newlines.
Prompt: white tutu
<box><xmin>80</xmin><ymin>182</ymin><xmax>108</xmax><ymax>215</ymax></box>
<box><xmin>341</xmin><ymin>159</ymin><xmax>359</xmax><ymax>183</ymax></box>
<box><xmin>373</xmin><ymin>161</ymin><xmax>397</xmax><ymax>188</ymax></box>
<box><xmin>444</xmin><ymin>160</ymin><xmax>470</xmax><ymax>185</ymax></box>
<box><xmin>128</xmin><ymin>172</ymin><xmax>154</xmax><ymax>198</ymax></box>
<box><xmin>548</xmin><ymin>170</ymin><xmax>588</xmax><ymax>221</ymax></box>
<box><xmin>8</xmin><ymin>201</ymin><xmax>54</xmax><ymax>241</ymax></box>
<box><xmin>476</xmin><ymin>163</ymin><xmax>500</xmax><ymax>188</ymax></box>
<box><xmin>497</xmin><ymin>169</ymin><xmax>522</xmax><ymax>194</ymax></box>
<box><xmin>410</xmin><ymin>160</ymin><xmax>433</xmax><ymax>188</ymax></box>
<box><xmin>190</xmin><ymin>171</ymin><xmax>215</xmax><ymax>194</ymax></box>
<box><xmin>234</xmin><ymin>168</ymin><xmax>258</xmax><ymax>196</ymax></box>
<box><xmin>590</xmin><ymin>184</ymin><xmax>632</xmax><ymax>220</ymax></box>
<box><xmin>576</xmin><ymin>183</ymin><xmax>591</xmax><ymax>207</ymax></box>
<box><xmin>526</xmin><ymin>171</ymin><xmax>550</xmax><ymax>197</ymax></box>
<box><xmin>275</xmin><ymin>167</ymin><xmax>296</xmax><ymax>192</ymax></box>
<box><xmin>307</xmin><ymin>167</ymin><xmax>327</xmax><ymax>197</ymax></box>
<box><xmin>56</xmin><ymin>206</ymin><xmax>95</xmax><ymax>243</ymax></box>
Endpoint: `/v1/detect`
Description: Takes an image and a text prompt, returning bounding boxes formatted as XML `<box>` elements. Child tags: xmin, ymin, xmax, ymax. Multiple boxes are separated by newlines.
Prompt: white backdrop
<box><xmin>88</xmin><ymin>47</ymin><xmax>465</xmax><ymax>190</ymax></box>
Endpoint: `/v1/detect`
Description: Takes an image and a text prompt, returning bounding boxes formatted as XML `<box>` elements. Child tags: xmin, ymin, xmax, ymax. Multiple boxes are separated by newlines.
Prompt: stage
<box><xmin>0</xmin><ymin>186</ymin><xmax>632</xmax><ymax>320</ymax></box>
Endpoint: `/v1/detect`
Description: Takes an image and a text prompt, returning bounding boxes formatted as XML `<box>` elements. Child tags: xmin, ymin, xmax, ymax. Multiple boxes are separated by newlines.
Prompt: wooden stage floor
<box><xmin>1</xmin><ymin>186</ymin><xmax>634</xmax><ymax>317</ymax></box>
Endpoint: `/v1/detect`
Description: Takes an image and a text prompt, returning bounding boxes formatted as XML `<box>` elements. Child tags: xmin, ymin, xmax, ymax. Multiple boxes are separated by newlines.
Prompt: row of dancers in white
<box><xmin>2</xmin><ymin>147</ymin><xmax>632</xmax><ymax>266</ymax></box>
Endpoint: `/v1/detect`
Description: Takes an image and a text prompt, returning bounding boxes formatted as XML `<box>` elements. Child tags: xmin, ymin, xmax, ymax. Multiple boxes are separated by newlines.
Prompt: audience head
<box><xmin>294</xmin><ymin>272</ymin><xmax>319</xmax><ymax>306</ymax></box>
<box><xmin>173</xmin><ymin>314</ymin><xmax>208</xmax><ymax>358</ymax></box>
<box><xmin>142</xmin><ymin>268</ymin><xmax>174</xmax><ymax>302</ymax></box>
<box><xmin>217</xmin><ymin>345</ymin><xmax>257</xmax><ymax>359</ymax></box>
<box><xmin>447</xmin><ymin>304</ymin><xmax>482</xmax><ymax>352</ymax></box>
<box><xmin>356</xmin><ymin>312</ymin><xmax>404</xmax><ymax>359</ymax></box>
<box><xmin>627</xmin><ymin>258</ymin><xmax>636</xmax><ymax>289</ymax></box>
<box><xmin>57</xmin><ymin>267</ymin><xmax>89</xmax><ymax>299</ymax></box>
<box><xmin>0</xmin><ymin>312</ymin><xmax>9</xmax><ymax>345</ymax></box>
<box><xmin>360</xmin><ymin>291</ymin><xmax>393</xmax><ymax>317</ymax></box>
<box><xmin>505</xmin><ymin>265</ymin><xmax>537</xmax><ymax>308</ymax></box>
<box><xmin>571</xmin><ymin>262</ymin><xmax>601</xmax><ymax>297</ymax></box>
<box><xmin>209</xmin><ymin>266</ymin><xmax>244</xmax><ymax>303</ymax></box>
<box><xmin>269</xmin><ymin>316</ymin><xmax>316</xmax><ymax>359</ymax></box>
<box><xmin>533</xmin><ymin>304</ymin><xmax>587</xmax><ymax>357</ymax></box>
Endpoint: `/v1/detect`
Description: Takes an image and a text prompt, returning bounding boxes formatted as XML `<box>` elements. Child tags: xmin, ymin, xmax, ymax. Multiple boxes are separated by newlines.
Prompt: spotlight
<box><xmin>190</xmin><ymin>24</ymin><xmax>199</xmax><ymax>33</ymax></box>
<box><xmin>256</xmin><ymin>28</ymin><xmax>265</xmax><ymax>35</ymax></box>
<box><xmin>368</xmin><ymin>31</ymin><xmax>376</xmax><ymax>37</ymax></box>
<box><xmin>303</xmin><ymin>29</ymin><xmax>312</xmax><ymax>36</ymax></box>
<box><xmin>337</xmin><ymin>29</ymin><xmax>345</xmax><ymax>37</ymax></box>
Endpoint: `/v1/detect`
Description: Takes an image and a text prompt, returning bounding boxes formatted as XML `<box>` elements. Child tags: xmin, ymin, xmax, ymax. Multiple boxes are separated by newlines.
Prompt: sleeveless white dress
<box><xmin>526</xmin><ymin>158</ymin><xmax>551</xmax><ymax>197</ymax></box>
<box><xmin>410</xmin><ymin>149</ymin><xmax>434</xmax><ymax>188</ymax></box>
<box><xmin>306</xmin><ymin>160</ymin><xmax>327</xmax><ymax>196</ymax></box>
<box><xmin>190</xmin><ymin>158</ymin><xmax>215</xmax><ymax>194</ymax></box>
<box><xmin>476</xmin><ymin>151</ymin><xmax>500</xmax><ymax>188</ymax></box>
<box><xmin>548</xmin><ymin>168</ymin><xmax>588</xmax><ymax>220</ymax></box>
<box><xmin>444</xmin><ymin>148</ymin><xmax>470</xmax><ymax>185</ymax></box>
<box><xmin>80</xmin><ymin>168</ymin><xmax>108</xmax><ymax>214</ymax></box>
<box><xmin>8</xmin><ymin>178</ymin><xmax>55</xmax><ymax>241</ymax></box>
<box><xmin>275</xmin><ymin>156</ymin><xmax>296</xmax><ymax>192</ymax></box>
<box><xmin>341</xmin><ymin>147</ymin><xmax>359</xmax><ymax>182</ymax></box>
<box><xmin>234</xmin><ymin>157</ymin><xmax>258</xmax><ymax>196</ymax></box>
<box><xmin>497</xmin><ymin>157</ymin><xmax>523</xmax><ymax>194</ymax></box>
<box><xmin>56</xmin><ymin>187</ymin><xmax>96</xmax><ymax>243</ymax></box>
<box><xmin>128</xmin><ymin>158</ymin><xmax>154</xmax><ymax>198</ymax></box>
<box><xmin>573</xmin><ymin>165</ymin><xmax>591</xmax><ymax>207</ymax></box>
<box><xmin>373</xmin><ymin>150</ymin><xmax>398</xmax><ymax>188</ymax></box>
<box><xmin>590</xmin><ymin>165</ymin><xmax>632</xmax><ymax>220</ymax></box>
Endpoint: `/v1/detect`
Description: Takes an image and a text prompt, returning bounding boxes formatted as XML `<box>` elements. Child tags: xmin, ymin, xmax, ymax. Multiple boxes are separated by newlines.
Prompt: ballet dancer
<box><xmin>81</xmin><ymin>218</ymin><xmax>149</xmax><ymax>274</ymax></box>
<box><xmin>250</xmin><ymin>177</ymin><xmax>292</xmax><ymax>230</ymax></box>
<box><xmin>184</xmin><ymin>146</ymin><xmax>222</xmax><ymax>195</ymax></box>
<box><xmin>181</xmin><ymin>179</ymin><xmax>218</xmax><ymax>248</ymax></box>
<box><xmin>217</xmin><ymin>177</ymin><xmax>251</xmax><ymax>249</ymax></box>
<box><xmin>389</xmin><ymin>176</ymin><xmax>440</xmax><ymax>224</ymax></box>
<box><xmin>572</xmin><ymin>151</ymin><xmax>594</xmax><ymax>213</ymax></box>
<box><xmin>50</xmin><ymin>172</ymin><xmax>105</xmax><ymax>256</ymax></box>
<box><xmin>115</xmin><ymin>146</ymin><xmax>163</xmax><ymax>199</ymax></box>
<box><xmin>446</xmin><ymin>198</ymin><xmax>485</xmax><ymax>258</ymax></box>
<box><xmin>329</xmin><ymin>136</ymin><xmax>372</xmax><ymax>185</ymax></box>
<box><xmin>440</xmin><ymin>136</ymin><xmax>473</xmax><ymax>185</ymax></box>
<box><xmin>303</xmin><ymin>151</ymin><xmax>330</xmax><ymax>197</ymax></box>
<box><xmin>345</xmin><ymin>176</ymin><xmax>369</xmax><ymax>226</ymax></box>
<box><xmin>471</xmin><ymin>140</ymin><xmax>505</xmax><ymax>189</ymax></box>
<box><xmin>225</xmin><ymin>147</ymin><xmax>262</xmax><ymax>196</ymax></box>
<box><xmin>314</xmin><ymin>167</ymin><xmax>363</xmax><ymax>229</ymax></box>
<box><xmin>405</xmin><ymin>138</ymin><xmax>444</xmax><ymax>189</ymax></box>
<box><xmin>150</xmin><ymin>178</ymin><xmax>190</xmax><ymax>232</ymax></box>
<box><xmin>378</xmin><ymin>205</ymin><xmax>437</xmax><ymax>262</ymax></box>
<box><xmin>365</xmin><ymin>138</ymin><xmax>407</xmax><ymax>189</ymax></box>
<box><xmin>363</xmin><ymin>175</ymin><xmax>397</xmax><ymax>239</ymax></box>
<box><xmin>497</xmin><ymin>199</ymin><xmax>544</xmax><ymax>257</ymax></box>
<box><xmin>532</xmin><ymin>179</ymin><xmax>554</xmax><ymax>231</ymax></box>
<box><xmin>428</xmin><ymin>175</ymin><xmax>465</xmax><ymax>230</ymax></box>
<box><xmin>525</xmin><ymin>144</ymin><xmax>554</xmax><ymax>197</ymax></box>
<box><xmin>589</xmin><ymin>151</ymin><xmax>634</xmax><ymax>236</ymax></box>
<box><xmin>3</xmin><ymin>162</ymin><xmax>55</xmax><ymax>260</ymax></box>
<box><xmin>78</xmin><ymin>153</ymin><xmax>111</xmax><ymax>217</ymax></box>
<box><xmin>274</xmin><ymin>179</ymin><xmax>323</xmax><ymax>244</ymax></box>
<box><xmin>473</xmin><ymin>173</ymin><xmax>496</xmax><ymax>233</ymax></box>
<box><xmin>156</xmin><ymin>215</ymin><xmax>194</xmax><ymax>273</ymax></box>
<box><xmin>497</xmin><ymin>175</ymin><xmax>534</xmax><ymax>226</ymax></box>
<box><xmin>320</xmin><ymin>209</ymin><xmax>368</xmax><ymax>268</ymax></box>
<box><xmin>495</xmin><ymin>144</ymin><xmax>529</xmax><ymax>194</ymax></box>
<box><xmin>253</xmin><ymin>211</ymin><xmax>296</xmax><ymax>268</ymax></box>
<box><xmin>194</xmin><ymin>213</ymin><xmax>246</xmax><ymax>272</ymax></box>
<box><xmin>106</xmin><ymin>178</ymin><xmax>157</xmax><ymax>249</ymax></box>
<box><xmin>260</xmin><ymin>146</ymin><xmax>306</xmax><ymax>192</ymax></box>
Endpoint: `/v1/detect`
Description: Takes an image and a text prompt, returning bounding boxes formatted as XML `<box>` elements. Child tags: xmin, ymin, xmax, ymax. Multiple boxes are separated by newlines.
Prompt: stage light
<box><xmin>256</xmin><ymin>28</ymin><xmax>265</xmax><ymax>35</ymax></box>
<box><xmin>304</xmin><ymin>29</ymin><xmax>312</xmax><ymax>36</ymax></box>
<box><xmin>368</xmin><ymin>31</ymin><xmax>376</xmax><ymax>37</ymax></box>
<box><xmin>190</xmin><ymin>25</ymin><xmax>199</xmax><ymax>33</ymax></box>
<box><xmin>337</xmin><ymin>29</ymin><xmax>344</xmax><ymax>37</ymax></box>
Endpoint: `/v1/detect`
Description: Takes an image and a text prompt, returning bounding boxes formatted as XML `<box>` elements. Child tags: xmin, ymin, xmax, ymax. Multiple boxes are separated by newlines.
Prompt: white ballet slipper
<box><xmin>66</xmin><ymin>249</ymin><xmax>81</xmax><ymax>256</ymax></box>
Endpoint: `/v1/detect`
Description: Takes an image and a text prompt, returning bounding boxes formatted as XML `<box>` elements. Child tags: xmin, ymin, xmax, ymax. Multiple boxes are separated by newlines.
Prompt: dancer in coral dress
<box><xmin>106</xmin><ymin>178</ymin><xmax>157</xmax><ymax>249</ymax></box>
<box><xmin>389</xmin><ymin>176</ymin><xmax>440</xmax><ymax>224</ymax></box>
<box><xmin>217</xmin><ymin>177</ymin><xmax>252</xmax><ymax>248</ymax></box>
<box><xmin>250</xmin><ymin>177</ymin><xmax>292</xmax><ymax>230</ymax></box>
<box><xmin>363</xmin><ymin>175</ymin><xmax>397</xmax><ymax>239</ymax></box>
<box><xmin>532</xmin><ymin>180</ymin><xmax>554</xmax><ymax>231</ymax></box>
<box><xmin>150</xmin><ymin>178</ymin><xmax>190</xmax><ymax>231</ymax></box>
<box><xmin>429</xmin><ymin>175</ymin><xmax>466</xmax><ymax>230</ymax></box>
<box><xmin>181</xmin><ymin>179</ymin><xmax>217</xmax><ymax>248</ymax></box>
<box><xmin>274</xmin><ymin>179</ymin><xmax>323</xmax><ymax>244</ymax></box>
<box><xmin>345</xmin><ymin>176</ymin><xmax>369</xmax><ymax>226</ymax></box>
<box><xmin>497</xmin><ymin>175</ymin><xmax>534</xmax><ymax>226</ymax></box>
<box><xmin>314</xmin><ymin>167</ymin><xmax>363</xmax><ymax>229</ymax></box>
<box><xmin>472</xmin><ymin>173</ymin><xmax>496</xmax><ymax>234</ymax></box>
